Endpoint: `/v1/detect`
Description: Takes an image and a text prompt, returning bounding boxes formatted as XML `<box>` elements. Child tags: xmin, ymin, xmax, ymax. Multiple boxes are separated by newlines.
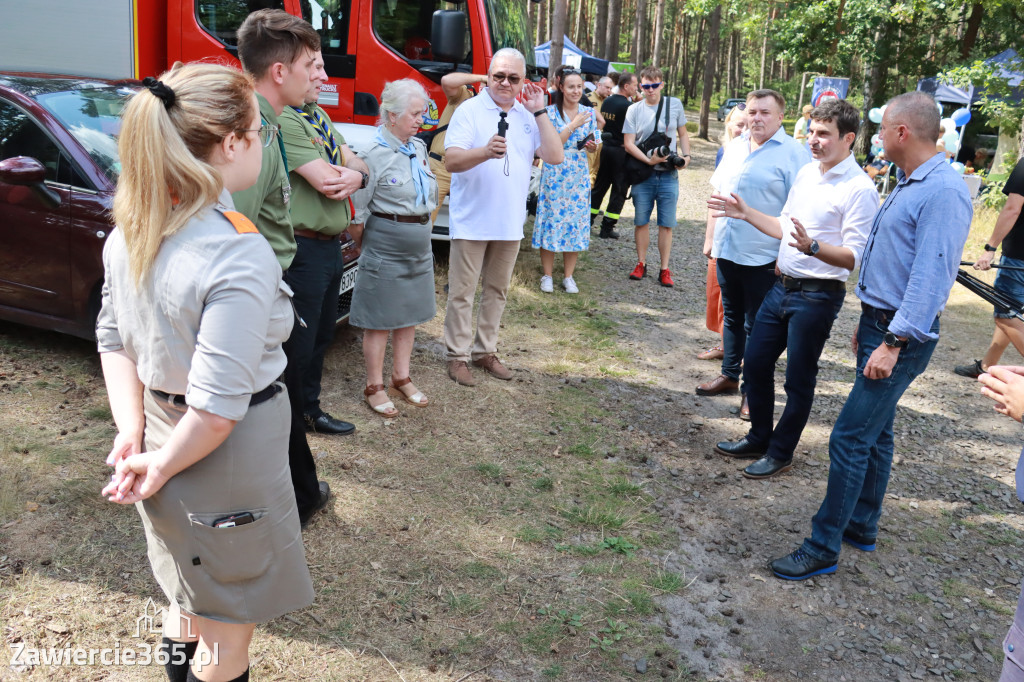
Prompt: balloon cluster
<box><xmin>868</xmin><ymin>102</ymin><xmax>972</xmax><ymax>160</ymax></box>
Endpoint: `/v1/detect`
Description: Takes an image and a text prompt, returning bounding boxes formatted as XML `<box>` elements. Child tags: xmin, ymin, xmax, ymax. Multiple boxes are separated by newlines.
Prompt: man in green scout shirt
<box><xmin>278</xmin><ymin>51</ymin><xmax>367</xmax><ymax>436</ymax></box>
<box><xmin>235</xmin><ymin>9</ymin><xmax>335</xmax><ymax>528</ymax></box>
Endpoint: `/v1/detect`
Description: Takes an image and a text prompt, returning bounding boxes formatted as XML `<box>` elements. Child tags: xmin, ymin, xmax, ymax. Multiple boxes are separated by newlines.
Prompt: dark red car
<box><xmin>0</xmin><ymin>73</ymin><xmax>358</xmax><ymax>340</ymax></box>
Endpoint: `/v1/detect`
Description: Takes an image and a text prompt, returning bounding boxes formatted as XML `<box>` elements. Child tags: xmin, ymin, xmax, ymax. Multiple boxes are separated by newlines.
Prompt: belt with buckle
<box><xmin>151</xmin><ymin>383</ymin><xmax>281</xmax><ymax>409</ymax></box>
<box><xmin>293</xmin><ymin>229</ymin><xmax>338</xmax><ymax>241</ymax></box>
<box><xmin>371</xmin><ymin>212</ymin><xmax>429</xmax><ymax>224</ymax></box>
<box><xmin>860</xmin><ymin>302</ymin><xmax>897</xmax><ymax>323</ymax></box>
<box><xmin>428</xmin><ymin>152</ymin><xmax>444</xmax><ymax>162</ymax></box>
<box><xmin>780</xmin><ymin>275</ymin><xmax>846</xmax><ymax>293</ymax></box>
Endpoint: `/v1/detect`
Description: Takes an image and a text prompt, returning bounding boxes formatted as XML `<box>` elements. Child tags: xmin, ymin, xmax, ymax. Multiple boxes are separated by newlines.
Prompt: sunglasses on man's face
<box><xmin>491</xmin><ymin>73</ymin><xmax>522</xmax><ymax>85</ymax></box>
<box><xmin>640</xmin><ymin>82</ymin><xmax>662</xmax><ymax>91</ymax></box>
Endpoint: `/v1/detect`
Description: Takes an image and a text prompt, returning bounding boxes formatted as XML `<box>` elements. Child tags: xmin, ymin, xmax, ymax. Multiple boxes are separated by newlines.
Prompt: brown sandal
<box><xmin>364</xmin><ymin>384</ymin><xmax>398</xmax><ymax>417</ymax></box>
<box><xmin>389</xmin><ymin>376</ymin><xmax>428</xmax><ymax>407</ymax></box>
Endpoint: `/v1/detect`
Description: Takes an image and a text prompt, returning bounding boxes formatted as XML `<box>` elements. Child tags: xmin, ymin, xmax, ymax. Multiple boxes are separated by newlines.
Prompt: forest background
<box><xmin>532</xmin><ymin>0</ymin><xmax>1024</xmax><ymax>172</ymax></box>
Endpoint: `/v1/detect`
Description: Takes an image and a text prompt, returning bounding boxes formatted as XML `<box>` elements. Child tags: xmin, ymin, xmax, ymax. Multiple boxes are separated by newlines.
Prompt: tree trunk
<box><xmin>536</xmin><ymin>0</ymin><xmax>547</xmax><ymax>47</ymax></box>
<box><xmin>688</xmin><ymin>16</ymin><xmax>706</xmax><ymax>100</ymax></box>
<box><xmin>699</xmin><ymin>5</ymin><xmax>722</xmax><ymax>140</ymax></box>
<box><xmin>593</xmin><ymin>0</ymin><xmax>608</xmax><ymax>58</ymax></box>
<box><xmin>758</xmin><ymin>23</ymin><xmax>769</xmax><ymax>88</ymax></box>
<box><xmin>652</xmin><ymin>0</ymin><xmax>665</xmax><ymax>67</ymax></box>
<box><xmin>632</xmin><ymin>0</ymin><xmax>646</xmax><ymax>67</ymax></box>
<box><xmin>605</xmin><ymin>0</ymin><xmax>622</xmax><ymax>61</ymax></box>
<box><xmin>549</xmin><ymin>0</ymin><xmax>568</xmax><ymax>74</ymax></box>
<box><xmin>825</xmin><ymin>0</ymin><xmax>846</xmax><ymax>76</ymax></box>
<box><xmin>960</xmin><ymin>3</ymin><xmax>983</xmax><ymax>59</ymax></box>
<box><xmin>573</xmin><ymin>0</ymin><xmax>587</xmax><ymax>48</ymax></box>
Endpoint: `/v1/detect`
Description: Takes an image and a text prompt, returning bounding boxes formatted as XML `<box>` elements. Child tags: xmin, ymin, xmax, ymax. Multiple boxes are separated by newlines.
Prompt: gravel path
<box><xmin>584</xmin><ymin>113</ymin><xmax>1024</xmax><ymax>680</ymax></box>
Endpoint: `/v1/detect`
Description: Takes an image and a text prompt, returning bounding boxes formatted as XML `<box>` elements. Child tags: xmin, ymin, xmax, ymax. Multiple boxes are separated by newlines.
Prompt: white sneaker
<box><xmin>540</xmin><ymin>275</ymin><xmax>553</xmax><ymax>293</ymax></box>
<box><xmin>563</xmin><ymin>276</ymin><xmax>579</xmax><ymax>294</ymax></box>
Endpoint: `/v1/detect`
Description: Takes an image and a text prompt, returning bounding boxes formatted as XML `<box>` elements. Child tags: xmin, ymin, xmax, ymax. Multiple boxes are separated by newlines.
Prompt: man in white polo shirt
<box><xmin>707</xmin><ymin>99</ymin><xmax>878</xmax><ymax>479</ymax></box>
<box><xmin>443</xmin><ymin>47</ymin><xmax>564</xmax><ymax>386</ymax></box>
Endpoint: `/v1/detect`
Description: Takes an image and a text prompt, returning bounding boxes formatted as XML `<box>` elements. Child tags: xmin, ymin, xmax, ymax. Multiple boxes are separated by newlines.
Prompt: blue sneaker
<box><xmin>769</xmin><ymin>549</ymin><xmax>837</xmax><ymax>581</ymax></box>
<box><xmin>842</xmin><ymin>531</ymin><xmax>876</xmax><ymax>552</ymax></box>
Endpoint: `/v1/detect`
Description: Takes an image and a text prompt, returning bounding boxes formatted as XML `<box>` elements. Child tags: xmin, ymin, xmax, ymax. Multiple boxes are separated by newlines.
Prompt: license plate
<box><xmin>339</xmin><ymin>264</ymin><xmax>358</xmax><ymax>294</ymax></box>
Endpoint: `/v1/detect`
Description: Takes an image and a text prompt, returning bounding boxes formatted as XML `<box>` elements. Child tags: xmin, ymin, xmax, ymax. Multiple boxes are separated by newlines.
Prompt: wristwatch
<box><xmin>807</xmin><ymin>239</ymin><xmax>820</xmax><ymax>256</ymax></box>
<box><xmin>984</xmin><ymin>244</ymin><xmax>998</xmax><ymax>252</ymax></box>
<box><xmin>359</xmin><ymin>171</ymin><xmax>369</xmax><ymax>189</ymax></box>
<box><xmin>883</xmin><ymin>331</ymin><xmax>907</xmax><ymax>348</ymax></box>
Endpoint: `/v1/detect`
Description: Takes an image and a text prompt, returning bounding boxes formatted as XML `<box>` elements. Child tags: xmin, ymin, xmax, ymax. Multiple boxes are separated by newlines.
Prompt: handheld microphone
<box><xmin>497</xmin><ymin>112</ymin><xmax>508</xmax><ymax>138</ymax></box>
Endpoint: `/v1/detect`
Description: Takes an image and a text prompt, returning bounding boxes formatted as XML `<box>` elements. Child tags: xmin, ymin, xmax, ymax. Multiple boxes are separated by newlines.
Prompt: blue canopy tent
<box><xmin>534</xmin><ymin>37</ymin><xmax>610</xmax><ymax>76</ymax></box>
<box><xmin>916</xmin><ymin>49</ymin><xmax>1022</xmax><ymax>106</ymax></box>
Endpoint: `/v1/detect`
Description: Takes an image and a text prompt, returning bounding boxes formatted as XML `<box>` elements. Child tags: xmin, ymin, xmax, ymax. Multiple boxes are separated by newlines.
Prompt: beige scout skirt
<box><xmin>136</xmin><ymin>384</ymin><xmax>314</xmax><ymax>624</ymax></box>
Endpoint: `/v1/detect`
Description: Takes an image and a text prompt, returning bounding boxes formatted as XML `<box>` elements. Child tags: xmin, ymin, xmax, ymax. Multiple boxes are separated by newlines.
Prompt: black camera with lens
<box><xmin>637</xmin><ymin>132</ymin><xmax>686</xmax><ymax>168</ymax></box>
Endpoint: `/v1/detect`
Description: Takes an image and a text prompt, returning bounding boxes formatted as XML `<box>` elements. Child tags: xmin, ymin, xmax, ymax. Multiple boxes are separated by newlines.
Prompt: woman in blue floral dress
<box><xmin>532</xmin><ymin>70</ymin><xmax>598</xmax><ymax>294</ymax></box>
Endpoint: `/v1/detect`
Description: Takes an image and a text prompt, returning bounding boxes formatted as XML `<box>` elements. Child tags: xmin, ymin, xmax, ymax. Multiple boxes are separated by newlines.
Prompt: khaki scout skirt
<box><xmin>136</xmin><ymin>385</ymin><xmax>314</xmax><ymax>624</ymax></box>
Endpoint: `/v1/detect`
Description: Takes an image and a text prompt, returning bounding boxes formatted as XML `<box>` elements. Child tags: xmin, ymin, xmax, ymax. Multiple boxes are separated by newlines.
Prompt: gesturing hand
<box><xmin>521</xmin><ymin>82</ymin><xmax>546</xmax><ymax>112</ymax></box>
<box><xmin>707</xmin><ymin>192</ymin><xmax>748</xmax><ymax>221</ymax></box>
<box><xmin>789</xmin><ymin>217</ymin><xmax>813</xmax><ymax>255</ymax></box>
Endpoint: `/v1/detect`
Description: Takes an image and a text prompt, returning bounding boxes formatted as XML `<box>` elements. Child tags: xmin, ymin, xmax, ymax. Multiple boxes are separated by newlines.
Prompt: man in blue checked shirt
<box><xmin>769</xmin><ymin>91</ymin><xmax>973</xmax><ymax>581</ymax></box>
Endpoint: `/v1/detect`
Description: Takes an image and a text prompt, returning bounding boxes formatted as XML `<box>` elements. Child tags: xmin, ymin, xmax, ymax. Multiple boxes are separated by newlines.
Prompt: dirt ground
<box><xmin>2</xmin><ymin>114</ymin><xmax>1023</xmax><ymax>682</ymax></box>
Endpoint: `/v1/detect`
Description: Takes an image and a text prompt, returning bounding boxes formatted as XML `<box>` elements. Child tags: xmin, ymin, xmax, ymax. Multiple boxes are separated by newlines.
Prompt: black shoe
<box><xmin>769</xmin><ymin>549</ymin><xmax>837</xmax><ymax>581</ymax></box>
<box><xmin>953</xmin><ymin>359</ymin><xmax>983</xmax><ymax>378</ymax></box>
<box><xmin>299</xmin><ymin>481</ymin><xmax>331</xmax><ymax>529</ymax></box>
<box><xmin>714</xmin><ymin>437</ymin><xmax>766</xmax><ymax>459</ymax></box>
<box><xmin>842</xmin><ymin>530</ymin><xmax>877</xmax><ymax>552</ymax></box>
<box><xmin>742</xmin><ymin>456</ymin><xmax>793</xmax><ymax>479</ymax></box>
<box><xmin>599</xmin><ymin>221</ymin><xmax>620</xmax><ymax>239</ymax></box>
<box><xmin>305</xmin><ymin>412</ymin><xmax>356</xmax><ymax>435</ymax></box>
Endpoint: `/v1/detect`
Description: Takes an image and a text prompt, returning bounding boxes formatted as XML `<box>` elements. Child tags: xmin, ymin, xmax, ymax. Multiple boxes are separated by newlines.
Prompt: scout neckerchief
<box><xmin>293</xmin><ymin>105</ymin><xmax>341</xmax><ymax>165</ymax></box>
<box><xmin>373</xmin><ymin>126</ymin><xmax>430</xmax><ymax>208</ymax></box>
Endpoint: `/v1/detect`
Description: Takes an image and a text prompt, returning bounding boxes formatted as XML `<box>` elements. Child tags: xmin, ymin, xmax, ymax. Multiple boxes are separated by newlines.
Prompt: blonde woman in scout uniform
<box><xmin>349</xmin><ymin>79</ymin><xmax>438</xmax><ymax>417</ymax></box>
<box><xmin>96</xmin><ymin>63</ymin><xmax>313</xmax><ymax>682</ymax></box>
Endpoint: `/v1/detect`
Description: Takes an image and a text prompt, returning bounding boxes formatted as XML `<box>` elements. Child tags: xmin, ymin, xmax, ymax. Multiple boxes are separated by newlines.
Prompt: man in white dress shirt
<box><xmin>707</xmin><ymin>99</ymin><xmax>879</xmax><ymax>478</ymax></box>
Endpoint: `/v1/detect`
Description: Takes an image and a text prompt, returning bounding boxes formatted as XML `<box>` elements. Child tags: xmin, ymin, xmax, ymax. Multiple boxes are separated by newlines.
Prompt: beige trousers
<box><xmin>443</xmin><ymin>238</ymin><xmax>520</xmax><ymax>362</ymax></box>
<box><xmin>429</xmin><ymin>157</ymin><xmax>451</xmax><ymax>224</ymax></box>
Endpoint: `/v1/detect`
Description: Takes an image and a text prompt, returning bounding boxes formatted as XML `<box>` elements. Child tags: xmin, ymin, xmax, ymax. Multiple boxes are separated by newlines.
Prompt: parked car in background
<box><xmin>0</xmin><ymin>73</ymin><xmax>358</xmax><ymax>340</ymax></box>
<box><xmin>716</xmin><ymin>98</ymin><xmax>745</xmax><ymax>121</ymax></box>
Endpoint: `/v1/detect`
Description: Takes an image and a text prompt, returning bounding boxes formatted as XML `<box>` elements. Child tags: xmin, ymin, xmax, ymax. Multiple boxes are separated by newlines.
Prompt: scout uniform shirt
<box><xmin>232</xmin><ymin>93</ymin><xmax>295</xmax><ymax>270</ymax></box>
<box><xmin>279</xmin><ymin>102</ymin><xmax>351</xmax><ymax>236</ymax></box>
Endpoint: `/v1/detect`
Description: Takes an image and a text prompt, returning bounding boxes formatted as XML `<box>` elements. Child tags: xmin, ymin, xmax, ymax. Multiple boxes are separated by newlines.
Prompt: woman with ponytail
<box><xmin>96</xmin><ymin>62</ymin><xmax>313</xmax><ymax>682</ymax></box>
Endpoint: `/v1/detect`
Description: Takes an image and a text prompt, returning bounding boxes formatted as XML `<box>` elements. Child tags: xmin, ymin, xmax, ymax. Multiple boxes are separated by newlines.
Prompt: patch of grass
<box><xmin>979</xmin><ymin>598</ymin><xmax>1014</xmax><ymax>617</ymax></box>
<box><xmin>0</xmin><ymin>468</ymin><xmax>22</xmax><ymax>523</ymax></box>
<box><xmin>560</xmin><ymin>504</ymin><xmax>627</xmax><ymax>530</ymax></box>
<box><xmin>541</xmin><ymin>663</ymin><xmax>563</xmax><ymax>678</ymax></box>
<box><xmin>567</xmin><ymin>442</ymin><xmax>597</xmax><ymax>460</ymax></box>
<box><xmin>555</xmin><ymin>543</ymin><xmax>603</xmax><ymax>557</ymax></box>
<box><xmin>516</xmin><ymin>524</ymin><xmax>564</xmax><ymax>543</ymax></box>
<box><xmin>462</xmin><ymin>561</ymin><xmax>501</xmax><ymax>580</ymax></box>
<box><xmin>600</xmin><ymin>536</ymin><xmax>639</xmax><ymax>557</ymax></box>
<box><xmin>532</xmin><ymin>476</ymin><xmax>555</xmax><ymax>491</ymax></box>
<box><xmin>84</xmin><ymin>405</ymin><xmax>112</xmax><ymax>421</ymax></box>
<box><xmin>446</xmin><ymin>593</ymin><xmax>483</xmax><ymax>615</ymax></box>
<box><xmin>985</xmin><ymin>528</ymin><xmax>1021</xmax><ymax>547</ymax></box>
<box><xmin>649</xmin><ymin>571</ymin><xmax>684</xmax><ymax>593</ymax></box>
<box><xmin>908</xmin><ymin>592</ymin><xmax>930</xmax><ymax>604</ymax></box>
<box><xmin>521</xmin><ymin>621</ymin><xmax>562</xmax><ymax>655</ymax></box>
<box><xmin>626</xmin><ymin>589</ymin><xmax>654</xmax><ymax>615</ymax></box>
<box><xmin>942</xmin><ymin>579</ymin><xmax>968</xmax><ymax>598</ymax></box>
<box><xmin>607</xmin><ymin>478</ymin><xmax>642</xmax><ymax>497</ymax></box>
<box><xmin>474</xmin><ymin>462</ymin><xmax>502</xmax><ymax>480</ymax></box>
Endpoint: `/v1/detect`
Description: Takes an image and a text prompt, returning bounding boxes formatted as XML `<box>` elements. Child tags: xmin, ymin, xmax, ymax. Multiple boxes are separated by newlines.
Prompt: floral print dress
<box><xmin>532</xmin><ymin>103</ymin><xmax>596</xmax><ymax>253</ymax></box>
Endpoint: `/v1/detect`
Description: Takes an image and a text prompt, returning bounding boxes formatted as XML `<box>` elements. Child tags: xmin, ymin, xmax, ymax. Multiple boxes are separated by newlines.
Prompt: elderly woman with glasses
<box><xmin>349</xmin><ymin>79</ymin><xmax>438</xmax><ymax>418</ymax></box>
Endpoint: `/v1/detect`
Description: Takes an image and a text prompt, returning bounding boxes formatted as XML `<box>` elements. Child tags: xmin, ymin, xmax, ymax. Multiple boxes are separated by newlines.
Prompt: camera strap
<box><xmin>642</xmin><ymin>96</ymin><xmax>671</xmax><ymax>145</ymax></box>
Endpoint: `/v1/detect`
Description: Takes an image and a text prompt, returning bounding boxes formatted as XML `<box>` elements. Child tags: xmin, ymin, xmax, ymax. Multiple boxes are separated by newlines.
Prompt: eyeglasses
<box><xmin>490</xmin><ymin>72</ymin><xmax>523</xmax><ymax>85</ymax></box>
<box><xmin>237</xmin><ymin>123</ymin><xmax>280</xmax><ymax>148</ymax></box>
<box><xmin>735</xmin><ymin>103</ymin><xmax>747</xmax><ymax>111</ymax></box>
<box><xmin>560</xmin><ymin>68</ymin><xmax>581</xmax><ymax>76</ymax></box>
<box><xmin>640</xmin><ymin>82</ymin><xmax>662</xmax><ymax>91</ymax></box>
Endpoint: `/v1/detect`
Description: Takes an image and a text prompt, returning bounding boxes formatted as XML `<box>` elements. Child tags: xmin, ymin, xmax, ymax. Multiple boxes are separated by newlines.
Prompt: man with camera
<box><xmin>623</xmin><ymin>66</ymin><xmax>691</xmax><ymax>288</ymax></box>
<box><xmin>590</xmin><ymin>72</ymin><xmax>637</xmax><ymax>240</ymax></box>
<box><xmin>442</xmin><ymin>48</ymin><xmax>563</xmax><ymax>386</ymax></box>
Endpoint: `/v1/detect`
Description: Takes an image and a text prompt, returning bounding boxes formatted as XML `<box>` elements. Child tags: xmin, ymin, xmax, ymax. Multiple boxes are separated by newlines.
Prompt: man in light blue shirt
<box><xmin>699</xmin><ymin>89</ymin><xmax>810</xmax><ymax>406</ymax></box>
<box><xmin>769</xmin><ymin>91</ymin><xmax>972</xmax><ymax>581</ymax></box>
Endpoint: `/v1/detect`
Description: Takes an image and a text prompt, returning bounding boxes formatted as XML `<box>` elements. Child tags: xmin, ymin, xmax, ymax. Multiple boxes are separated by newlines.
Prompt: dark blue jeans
<box><xmin>743</xmin><ymin>282</ymin><xmax>845</xmax><ymax>461</ymax></box>
<box><xmin>716</xmin><ymin>258</ymin><xmax>778</xmax><ymax>384</ymax></box>
<box><xmin>801</xmin><ymin>307</ymin><xmax>939</xmax><ymax>562</ymax></box>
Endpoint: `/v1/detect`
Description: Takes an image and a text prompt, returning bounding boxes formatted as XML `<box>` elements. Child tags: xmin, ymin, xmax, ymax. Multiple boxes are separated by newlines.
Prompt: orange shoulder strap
<box><xmin>220</xmin><ymin>210</ymin><xmax>259</xmax><ymax>235</ymax></box>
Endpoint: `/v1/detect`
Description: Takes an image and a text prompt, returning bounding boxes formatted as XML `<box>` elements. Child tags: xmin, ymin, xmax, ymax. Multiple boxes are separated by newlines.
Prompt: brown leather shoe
<box><xmin>472</xmin><ymin>354</ymin><xmax>513</xmax><ymax>380</ymax></box>
<box><xmin>447</xmin><ymin>360</ymin><xmax>478</xmax><ymax>386</ymax></box>
<box><xmin>696</xmin><ymin>375</ymin><xmax>739</xmax><ymax>396</ymax></box>
<box><xmin>697</xmin><ymin>345</ymin><xmax>724</xmax><ymax>361</ymax></box>
<box><xmin>739</xmin><ymin>394</ymin><xmax>750</xmax><ymax>420</ymax></box>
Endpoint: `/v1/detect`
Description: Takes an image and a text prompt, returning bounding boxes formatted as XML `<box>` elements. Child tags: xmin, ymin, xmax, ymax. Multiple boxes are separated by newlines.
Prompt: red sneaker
<box><xmin>628</xmin><ymin>262</ymin><xmax>647</xmax><ymax>280</ymax></box>
<box><xmin>659</xmin><ymin>268</ymin><xmax>674</xmax><ymax>287</ymax></box>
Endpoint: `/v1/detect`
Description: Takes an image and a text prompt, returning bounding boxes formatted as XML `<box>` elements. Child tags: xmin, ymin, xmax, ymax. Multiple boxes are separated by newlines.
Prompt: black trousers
<box><xmin>281</xmin><ymin>236</ymin><xmax>343</xmax><ymax>515</ymax></box>
<box><xmin>591</xmin><ymin>144</ymin><xmax>628</xmax><ymax>224</ymax></box>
